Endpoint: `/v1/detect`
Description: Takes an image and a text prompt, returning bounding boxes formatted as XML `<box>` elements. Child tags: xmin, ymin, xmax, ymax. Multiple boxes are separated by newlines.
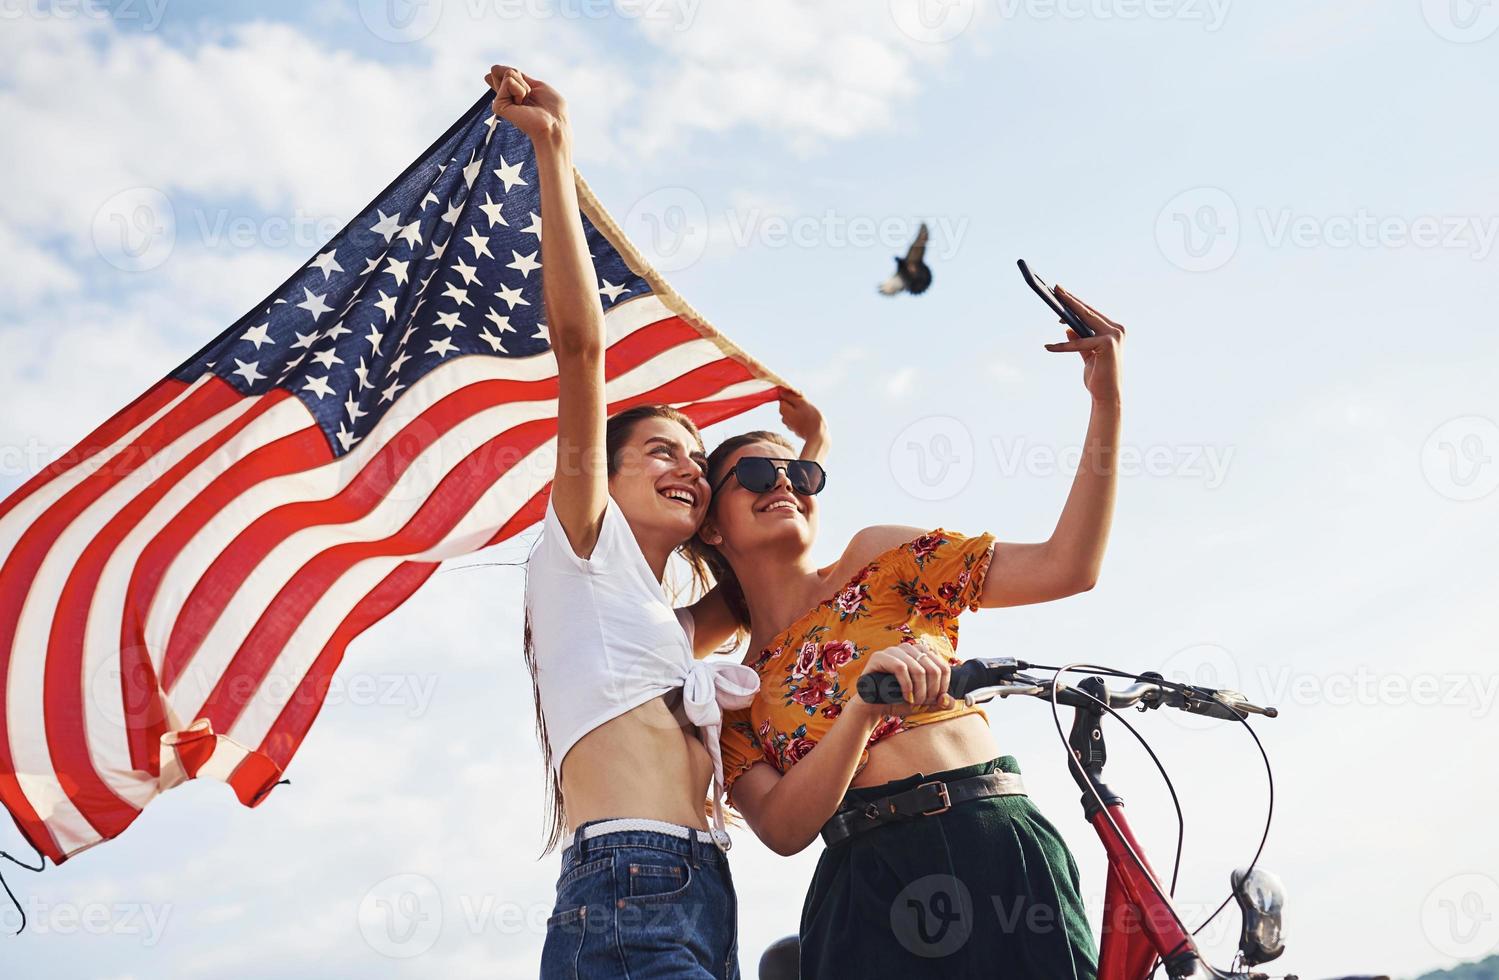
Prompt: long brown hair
<box><xmin>523</xmin><ymin>405</ymin><xmax>715</xmax><ymax>853</ymax></box>
<box><xmin>684</xmin><ymin>430</ymin><xmax>797</xmax><ymax>632</ymax></box>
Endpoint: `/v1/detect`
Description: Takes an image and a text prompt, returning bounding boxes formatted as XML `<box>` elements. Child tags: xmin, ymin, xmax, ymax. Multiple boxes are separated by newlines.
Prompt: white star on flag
<box><xmin>426</xmin><ymin>336</ymin><xmax>459</xmax><ymax>358</ymax></box>
<box><xmin>494</xmin><ymin>156</ymin><xmax>527</xmax><ymax>192</ymax></box>
<box><xmin>302</xmin><ymin>375</ymin><xmax>336</xmax><ymax>400</ymax></box>
<box><xmin>241</xmin><ymin>322</ymin><xmax>274</xmax><ymax>349</ymax></box>
<box><xmin>231</xmin><ymin>358</ymin><xmax>265</xmax><ymax>385</ymax></box>
<box><xmin>478</xmin><ymin>192</ymin><xmax>507</xmax><ymax>228</ymax></box>
<box><xmin>296</xmin><ymin>288</ymin><xmax>333</xmax><ymax>321</ymax></box>
<box><xmin>495</xmin><ymin>283</ymin><xmax>528</xmax><ymax>310</ymax></box>
<box><xmin>507</xmin><ymin>250</ymin><xmax>541</xmax><ymax>277</ymax></box>
<box><xmin>370</xmin><ymin>209</ymin><xmax>401</xmax><ymax>242</ymax></box>
<box><xmin>309</xmin><ymin>249</ymin><xmax>343</xmax><ymax>279</ymax></box>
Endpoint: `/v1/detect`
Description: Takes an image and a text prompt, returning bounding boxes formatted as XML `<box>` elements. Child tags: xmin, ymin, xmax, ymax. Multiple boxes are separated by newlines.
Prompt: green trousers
<box><xmin>800</xmin><ymin>756</ymin><xmax>1099</xmax><ymax>979</ymax></box>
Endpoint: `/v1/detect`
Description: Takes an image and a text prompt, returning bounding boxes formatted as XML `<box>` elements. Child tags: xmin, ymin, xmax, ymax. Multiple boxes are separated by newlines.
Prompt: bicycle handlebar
<box><xmin>855</xmin><ymin>657</ymin><xmax>1279</xmax><ymax>721</ymax></box>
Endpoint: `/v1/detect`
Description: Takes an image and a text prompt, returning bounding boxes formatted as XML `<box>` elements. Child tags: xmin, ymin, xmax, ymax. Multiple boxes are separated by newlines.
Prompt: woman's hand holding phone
<box><xmin>1045</xmin><ymin>284</ymin><xmax>1125</xmax><ymax>403</ymax></box>
<box><xmin>1018</xmin><ymin>260</ymin><xmax>1126</xmax><ymax>404</ymax></box>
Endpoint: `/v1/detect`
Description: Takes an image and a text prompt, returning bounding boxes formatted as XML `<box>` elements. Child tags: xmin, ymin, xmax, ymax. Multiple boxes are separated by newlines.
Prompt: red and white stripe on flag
<box><xmin>0</xmin><ymin>185</ymin><xmax>785</xmax><ymax>865</ymax></box>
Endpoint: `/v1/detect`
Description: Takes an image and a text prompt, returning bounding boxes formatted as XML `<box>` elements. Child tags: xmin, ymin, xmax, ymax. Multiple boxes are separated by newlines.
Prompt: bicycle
<box><xmin>755</xmin><ymin>657</ymin><xmax>1390</xmax><ymax>980</ymax></box>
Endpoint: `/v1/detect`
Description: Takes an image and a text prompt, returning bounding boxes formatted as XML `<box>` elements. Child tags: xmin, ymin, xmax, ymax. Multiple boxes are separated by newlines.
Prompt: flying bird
<box><xmin>877</xmin><ymin>222</ymin><xmax>932</xmax><ymax>296</ymax></box>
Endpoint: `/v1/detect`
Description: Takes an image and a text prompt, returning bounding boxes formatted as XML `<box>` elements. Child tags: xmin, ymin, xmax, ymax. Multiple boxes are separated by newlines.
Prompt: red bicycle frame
<box><xmin>1068</xmin><ymin>675</ymin><xmax>1206</xmax><ymax>980</ymax></box>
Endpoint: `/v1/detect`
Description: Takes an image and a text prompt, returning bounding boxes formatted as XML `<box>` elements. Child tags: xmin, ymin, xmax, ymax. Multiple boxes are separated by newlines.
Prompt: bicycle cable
<box><xmin>1047</xmin><ymin>662</ymin><xmax>1203</xmax><ymax>975</ymax></box>
<box><xmin>1055</xmin><ymin>668</ymin><xmax>1181</xmax><ymax>980</ymax></box>
<box><xmin>1031</xmin><ymin>664</ymin><xmax>1189</xmax><ymax>896</ymax></box>
<box><xmin>1185</xmin><ymin>709</ymin><xmax>1276</xmax><ymax>944</ymax></box>
<box><xmin>1044</xmin><ymin>662</ymin><xmax>1273</xmax><ymax>980</ymax></box>
<box><xmin>1037</xmin><ymin>665</ymin><xmax>1283</xmax><ymax>965</ymax></box>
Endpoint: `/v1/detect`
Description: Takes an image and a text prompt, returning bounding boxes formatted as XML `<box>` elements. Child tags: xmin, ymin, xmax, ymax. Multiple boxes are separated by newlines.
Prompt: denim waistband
<box><xmin>561</xmin><ymin>819</ymin><xmax>731</xmax><ymax>873</ymax></box>
<box><xmin>840</xmin><ymin>754</ymin><xmax>1022</xmax><ymax>806</ymax></box>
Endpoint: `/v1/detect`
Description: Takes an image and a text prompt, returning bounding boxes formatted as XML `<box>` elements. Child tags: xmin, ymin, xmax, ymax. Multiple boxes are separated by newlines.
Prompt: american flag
<box><xmin>0</xmin><ymin>91</ymin><xmax>786</xmax><ymax>865</ymax></box>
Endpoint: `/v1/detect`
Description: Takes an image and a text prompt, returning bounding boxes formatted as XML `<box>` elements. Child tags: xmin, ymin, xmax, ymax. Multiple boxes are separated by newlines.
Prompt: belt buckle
<box><xmin>915</xmin><ymin>779</ymin><xmax>951</xmax><ymax>816</ymax></box>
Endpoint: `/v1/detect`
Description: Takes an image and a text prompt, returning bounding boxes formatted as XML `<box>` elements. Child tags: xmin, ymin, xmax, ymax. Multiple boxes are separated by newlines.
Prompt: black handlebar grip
<box><xmin>857</xmin><ymin>661</ymin><xmax>994</xmax><ymax>705</ymax></box>
<box><xmin>856</xmin><ymin>671</ymin><xmax>908</xmax><ymax>705</ymax></box>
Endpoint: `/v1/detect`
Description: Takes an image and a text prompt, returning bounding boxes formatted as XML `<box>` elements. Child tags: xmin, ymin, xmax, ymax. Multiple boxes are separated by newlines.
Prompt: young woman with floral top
<box><xmin>694</xmin><ymin>288</ymin><xmax>1126</xmax><ymax>978</ymax></box>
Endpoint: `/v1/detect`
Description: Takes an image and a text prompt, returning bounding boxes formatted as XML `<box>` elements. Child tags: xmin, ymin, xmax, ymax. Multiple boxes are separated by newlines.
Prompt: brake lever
<box><xmin>1182</xmin><ymin>687</ymin><xmax>1279</xmax><ymax>720</ymax></box>
<box><xmin>1136</xmin><ymin>672</ymin><xmax>1279</xmax><ymax>720</ymax></box>
<box><xmin>963</xmin><ymin>680</ymin><xmax>1049</xmax><ymax>707</ymax></box>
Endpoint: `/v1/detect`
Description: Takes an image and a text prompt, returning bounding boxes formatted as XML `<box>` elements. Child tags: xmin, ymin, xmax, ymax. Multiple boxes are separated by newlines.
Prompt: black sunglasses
<box><xmin>712</xmin><ymin>456</ymin><xmax>827</xmax><ymax>498</ymax></box>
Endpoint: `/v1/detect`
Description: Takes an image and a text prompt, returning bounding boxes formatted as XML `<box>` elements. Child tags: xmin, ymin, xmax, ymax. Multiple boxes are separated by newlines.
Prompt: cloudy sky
<box><xmin>2</xmin><ymin>1</ymin><xmax>1497</xmax><ymax>977</ymax></box>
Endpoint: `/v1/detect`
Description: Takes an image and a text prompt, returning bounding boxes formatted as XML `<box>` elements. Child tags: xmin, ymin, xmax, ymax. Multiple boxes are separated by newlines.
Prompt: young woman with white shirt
<box><xmin>486</xmin><ymin>65</ymin><xmax>827</xmax><ymax>980</ymax></box>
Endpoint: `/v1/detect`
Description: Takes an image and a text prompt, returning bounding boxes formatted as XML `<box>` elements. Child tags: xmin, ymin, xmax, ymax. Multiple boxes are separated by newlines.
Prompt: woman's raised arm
<box><xmin>981</xmin><ymin>285</ymin><xmax>1125</xmax><ymax>607</ymax></box>
<box><xmin>487</xmin><ymin>65</ymin><xmax>608</xmax><ymax>559</ymax></box>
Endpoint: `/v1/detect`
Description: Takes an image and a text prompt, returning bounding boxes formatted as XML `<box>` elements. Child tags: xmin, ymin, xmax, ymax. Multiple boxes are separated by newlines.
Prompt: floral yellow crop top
<box><xmin>719</xmin><ymin>528</ymin><xmax>997</xmax><ymax>798</ymax></box>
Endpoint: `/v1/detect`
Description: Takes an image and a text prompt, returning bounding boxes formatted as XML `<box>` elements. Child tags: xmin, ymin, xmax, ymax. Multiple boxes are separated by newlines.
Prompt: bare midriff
<box><xmin>851</xmin><ymin>711</ymin><xmax>1000</xmax><ymax>789</ymax></box>
<box><xmin>558</xmin><ymin>690</ymin><xmax>715</xmax><ymax>834</ymax></box>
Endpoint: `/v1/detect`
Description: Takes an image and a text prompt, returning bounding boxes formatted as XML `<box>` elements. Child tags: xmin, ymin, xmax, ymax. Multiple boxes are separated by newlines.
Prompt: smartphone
<box><xmin>1017</xmin><ymin>259</ymin><xmax>1095</xmax><ymax>338</ymax></box>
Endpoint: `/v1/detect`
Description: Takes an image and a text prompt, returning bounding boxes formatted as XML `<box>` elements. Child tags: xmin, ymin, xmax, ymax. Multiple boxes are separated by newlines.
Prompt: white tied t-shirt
<box><xmin>525</xmin><ymin>494</ymin><xmax>758</xmax><ymax>831</ymax></box>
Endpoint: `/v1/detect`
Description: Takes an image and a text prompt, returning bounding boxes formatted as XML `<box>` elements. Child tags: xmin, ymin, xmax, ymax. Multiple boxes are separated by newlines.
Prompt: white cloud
<box><xmin>627</xmin><ymin>0</ymin><xmax>957</xmax><ymax>155</ymax></box>
<box><xmin>0</xmin><ymin>5</ymin><xmax>968</xmax><ymax>277</ymax></box>
<box><xmin>0</xmin><ymin>218</ymin><xmax>80</xmax><ymax>303</ymax></box>
<box><xmin>885</xmin><ymin>364</ymin><xmax>916</xmax><ymax>396</ymax></box>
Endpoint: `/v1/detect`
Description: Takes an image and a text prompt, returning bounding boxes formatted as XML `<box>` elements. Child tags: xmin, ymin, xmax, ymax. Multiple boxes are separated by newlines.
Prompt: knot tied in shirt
<box><xmin>681</xmin><ymin>661</ymin><xmax>760</xmax><ymax>832</ymax></box>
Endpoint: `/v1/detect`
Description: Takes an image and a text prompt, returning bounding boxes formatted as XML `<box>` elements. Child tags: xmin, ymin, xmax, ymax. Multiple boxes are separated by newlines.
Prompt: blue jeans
<box><xmin>540</xmin><ymin>821</ymin><xmax>741</xmax><ymax>979</ymax></box>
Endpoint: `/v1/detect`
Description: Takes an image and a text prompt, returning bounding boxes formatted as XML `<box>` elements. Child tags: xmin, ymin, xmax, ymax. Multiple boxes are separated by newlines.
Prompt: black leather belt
<box><xmin>820</xmin><ymin>771</ymin><xmax>1027</xmax><ymax>847</ymax></box>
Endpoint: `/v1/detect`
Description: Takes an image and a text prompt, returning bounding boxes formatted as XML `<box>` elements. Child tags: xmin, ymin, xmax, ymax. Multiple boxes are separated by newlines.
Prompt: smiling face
<box><xmin>606</xmin><ymin>415</ymin><xmax>711</xmax><ymax>549</ymax></box>
<box><xmin>701</xmin><ymin>438</ymin><xmax>819</xmax><ymax>561</ymax></box>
